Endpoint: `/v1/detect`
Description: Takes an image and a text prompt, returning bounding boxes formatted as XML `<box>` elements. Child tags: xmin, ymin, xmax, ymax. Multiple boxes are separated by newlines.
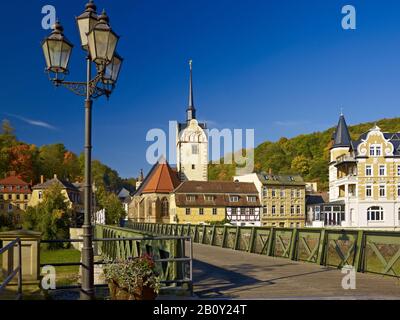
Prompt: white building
<box><xmin>310</xmin><ymin>114</ymin><xmax>400</xmax><ymax>230</ymax></box>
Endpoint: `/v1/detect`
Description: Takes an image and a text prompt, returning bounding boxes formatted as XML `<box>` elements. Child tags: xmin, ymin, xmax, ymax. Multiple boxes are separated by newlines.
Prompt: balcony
<box><xmin>335</xmin><ymin>155</ymin><xmax>356</xmax><ymax>167</ymax></box>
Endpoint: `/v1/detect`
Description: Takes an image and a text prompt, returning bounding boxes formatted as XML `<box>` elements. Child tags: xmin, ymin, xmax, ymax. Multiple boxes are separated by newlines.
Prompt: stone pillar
<box><xmin>0</xmin><ymin>230</ymin><xmax>42</xmax><ymax>284</ymax></box>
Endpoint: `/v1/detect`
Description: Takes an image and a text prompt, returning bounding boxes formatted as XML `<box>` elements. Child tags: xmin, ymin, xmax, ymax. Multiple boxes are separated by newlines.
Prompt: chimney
<box><xmin>54</xmin><ymin>174</ymin><xmax>57</xmax><ymax>179</ymax></box>
<box><xmin>40</xmin><ymin>175</ymin><xmax>44</xmax><ymax>184</ymax></box>
<box><xmin>268</xmin><ymin>168</ymin><xmax>272</xmax><ymax>175</ymax></box>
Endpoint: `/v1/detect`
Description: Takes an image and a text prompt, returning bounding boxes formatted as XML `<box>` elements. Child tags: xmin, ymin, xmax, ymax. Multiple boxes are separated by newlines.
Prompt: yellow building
<box><xmin>29</xmin><ymin>175</ymin><xmax>85</xmax><ymax>225</ymax></box>
<box><xmin>234</xmin><ymin>173</ymin><xmax>306</xmax><ymax>228</ymax></box>
<box><xmin>322</xmin><ymin>114</ymin><xmax>400</xmax><ymax>229</ymax></box>
<box><xmin>0</xmin><ymin>172</ymin><xmax>32</xmax><ymax>224</ymax></box>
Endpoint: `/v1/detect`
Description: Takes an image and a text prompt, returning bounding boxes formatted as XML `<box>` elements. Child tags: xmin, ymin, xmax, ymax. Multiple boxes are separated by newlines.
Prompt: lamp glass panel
<box><xmin>94</xmin><ymin>29</ymin><xmax>109</xmax><ymax>63</ymax></box>
<box><xmin>77</xmin><ymin>18</ymin><xmax>89</xmax><ymax>47</ymax></box>
<box><xmin>48</xmin><ymin>39</ymin><xmax>63</xmax><ymax>70</ymax></box>
<box><xmin>87</xmin><ymin>30</ymin><xmax>96</xmax><ymax>60</ymax></box>
<box><xmin>60</xmin><ymin>42</ymin><xmax>72</xmax><ymax>70</ymax></box>
<box><xmin>111</xmin><ymin>57</ymin><xmax>122</xmax><ymax>81</ymax></box>
<box><xmin>106</xmin><ymin>32</ymin><xmax>118</xmax><ymax>61</ymax></box>
<box><xmin>42</xmin><ymin>41</ymin><xmax>51</xmax><ymax>69</ymax></box>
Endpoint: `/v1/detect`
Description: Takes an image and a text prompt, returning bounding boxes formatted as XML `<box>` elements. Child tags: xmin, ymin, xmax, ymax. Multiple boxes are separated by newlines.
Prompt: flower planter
<box><xmin>108</xmin><ymin>279</ymin><xmax>158</xmax><ymax>300</ymax></box>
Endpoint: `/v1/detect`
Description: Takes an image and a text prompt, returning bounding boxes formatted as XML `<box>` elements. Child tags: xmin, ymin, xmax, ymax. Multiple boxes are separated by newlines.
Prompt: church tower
<box><xmin>176</xmin><ymin>60</ymin><xmax>208</xmax><ymax>181</ymax></box>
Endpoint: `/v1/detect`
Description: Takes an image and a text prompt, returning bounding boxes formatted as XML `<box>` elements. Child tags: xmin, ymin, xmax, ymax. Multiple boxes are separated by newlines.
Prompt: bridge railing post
<box><xmin>248</xmin><ymin>227</ymin><xmax>256</xmax><ymax>253</ymax></box>
<box><xmin>289</xmin><ymin>228</ymin><xmax>298</xmax><ymax>260</ymax></box>
<box><xmin>317</xmin><ymin>229</ymin><xmax>327</xmax><ymax>266</ymax></box>
<box><xmin>267</xmin><ymin>227</ymin><xmax>275</xmax><ymax>256</ymax></box>
<box><xmin>222</xmin><ymin>226</ymin><xmax>228</xmax><ymax>248</ymax></box>
<box><xmin>354</xmin><ymin>230</ymin><xmax>365</xmax><ymax>272</ymax></box>
<box><xmin>234</xmin><ymin>226</ymin><xmax>240</xmax><ymax>251</ymax></box>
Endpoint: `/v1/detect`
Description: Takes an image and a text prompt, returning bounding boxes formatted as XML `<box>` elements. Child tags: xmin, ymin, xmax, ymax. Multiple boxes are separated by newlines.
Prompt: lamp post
<box><xmin>41</xmin><ymin>0</ymin><xmax>122</xmax><ymax>300</ymax></box>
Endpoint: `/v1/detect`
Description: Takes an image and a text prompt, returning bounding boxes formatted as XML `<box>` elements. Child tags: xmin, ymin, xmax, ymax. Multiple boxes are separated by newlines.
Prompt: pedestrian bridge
<box><xmin>128</xmin><ymin>222</ymin><xmax>400</xmax><ymax>299</ymax></box>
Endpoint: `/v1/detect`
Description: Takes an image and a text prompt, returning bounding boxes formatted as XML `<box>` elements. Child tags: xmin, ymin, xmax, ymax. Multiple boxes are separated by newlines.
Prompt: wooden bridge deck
<box><xmin>189</xmin><ymin>243</ymin><xmax>400</xmax><ymax>299</ymax></box>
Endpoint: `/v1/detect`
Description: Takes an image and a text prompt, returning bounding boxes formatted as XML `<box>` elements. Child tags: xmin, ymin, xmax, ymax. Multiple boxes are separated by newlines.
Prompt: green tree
<box><xmin>291</xmin><ymin>155</ymin><xmax>310</xmax><ymax>176</ymax></box>
<box><xmin>96</xmin><ymin>185</ymin><xmax>126</xmax><ymax>225</ymax></box>
<box><xmin>23</xmin><ymin>183</ymin><xmax>72</xmax><ymax>249</ymax></box>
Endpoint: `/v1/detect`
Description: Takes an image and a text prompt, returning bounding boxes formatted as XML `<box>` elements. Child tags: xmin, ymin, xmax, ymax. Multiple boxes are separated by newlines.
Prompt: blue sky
<box><xmin>2</xmin><ymin>0</ymin><xmax>400</xmax><ymax>178</ymax></box>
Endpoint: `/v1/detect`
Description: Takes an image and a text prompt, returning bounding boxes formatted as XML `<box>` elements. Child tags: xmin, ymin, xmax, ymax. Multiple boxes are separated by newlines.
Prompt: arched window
<box><xmin>367</xmin><ymin>206</ymin><xmax>384</xmax><ymax>221</ymax></box>
<box><xmin>161</xmin><ymin>198</ymin><xmax>169</xmax><ymax>217</ymax></box>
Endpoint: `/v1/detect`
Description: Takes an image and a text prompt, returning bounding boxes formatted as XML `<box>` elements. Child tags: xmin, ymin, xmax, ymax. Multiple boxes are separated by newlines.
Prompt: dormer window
<box><xmin>230</xmin><ymin>195</ymin><xmax>239</xmax><ymax>202</ymax></box>
<box><xmin>186</xmin><ymin>195</ymin><xmax>196</xmax><ymax>202</ymax></box>
<box><xmin>205</xmin><ymin>195</ymin><xmax>215</xmax><ymax>201</ymax></box>
<box><xmin>247</xmin><ymin>196</ymin><xmax>257</xmax><ymax>202</ymax></box>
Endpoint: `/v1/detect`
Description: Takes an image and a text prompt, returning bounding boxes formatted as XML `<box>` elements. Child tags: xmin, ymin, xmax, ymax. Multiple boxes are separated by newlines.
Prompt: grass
<box><xmin>40</xmin><ymin>248</ymin><xmax>81</xmax><ymax>286</ymax></box>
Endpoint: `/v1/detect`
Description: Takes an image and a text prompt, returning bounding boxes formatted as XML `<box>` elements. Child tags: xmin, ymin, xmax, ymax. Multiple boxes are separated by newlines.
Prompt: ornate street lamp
<box><xmin>41</xmin><ymin>21</ymin><xmax>73</xmax><ymax>76</ymax></box>
<box><xmin>41</xmin><ymin>1</ymin><xmax>122</xmax><ymax>300</ymax></box>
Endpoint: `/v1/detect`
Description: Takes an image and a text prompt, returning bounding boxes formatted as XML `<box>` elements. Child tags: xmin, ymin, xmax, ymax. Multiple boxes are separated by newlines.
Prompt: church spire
<box><xmin>187</xmin><ymin>59</ymin><xmax>196</xmax><ymax>122</ymax></box>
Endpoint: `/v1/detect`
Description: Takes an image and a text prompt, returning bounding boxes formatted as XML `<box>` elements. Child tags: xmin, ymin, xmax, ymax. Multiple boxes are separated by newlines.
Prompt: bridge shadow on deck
<box><xmin>192</xmin><ymin>258</ymin><xmax>335</xmax><ymax>299</ymax></box>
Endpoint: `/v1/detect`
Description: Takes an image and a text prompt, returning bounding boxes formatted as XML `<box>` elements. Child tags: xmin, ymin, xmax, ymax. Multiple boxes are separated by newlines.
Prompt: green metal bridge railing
<box><xmin>126</xmin><ymin>222</ymin><xmax>400</xmax><ymax>278</ymax></box>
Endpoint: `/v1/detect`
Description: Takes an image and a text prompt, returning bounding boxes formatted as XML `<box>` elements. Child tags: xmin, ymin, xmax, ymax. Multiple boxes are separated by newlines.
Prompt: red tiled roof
<box><xmin>0</xmin><ymin>175</ymin><xmax>31</xmax><ymax>194</ymax></box>
<box><xmin>139</xmin><ymin>159</ymin><xmax>181</xmax><ymax>194</ymax></box>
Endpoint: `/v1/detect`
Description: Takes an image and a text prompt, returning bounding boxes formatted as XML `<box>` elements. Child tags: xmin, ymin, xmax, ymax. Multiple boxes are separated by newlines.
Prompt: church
<box><xmin>127</xmin><ymin>62</ymin><xmax>261</xmax><ymax>225</ymax></box>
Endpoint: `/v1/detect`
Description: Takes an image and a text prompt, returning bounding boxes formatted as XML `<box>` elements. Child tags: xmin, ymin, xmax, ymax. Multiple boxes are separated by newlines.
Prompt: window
<box><xmin>398</xmin><ymin>165</ymin><xmax>400</xmax><ymax>176</ymax></box>
<box><xmin>263</xmin><ymin>206</ymin><xmax>268</xmax><ymax>214</ymax></box>
<box><xmin>24</xmin><ymin>194</ymin><xmax>28</xmax><ymax>200</ymax></box>
<box><xmin>185</xmin><ymin>208</ymin><xmax>191</xmax><ymax>215</ymax></box>
<box><xmin>367</xmin><ymin>206</ymin><xmax>384</xmax><ymax>221</ymax></box>
<box><xmin>16</xmin><ymin>186</ymin><xmax>20</xmax><ymax>191</ymax></box>
<box><xmin>38</xmin><ymin>191</ymin><xmax>43</xmax><ymax>199</ymax></box>
<box><xmin>379</xmin><ymin>165</ymin><xmax>386</xmax><ymax>176</ymax></box>
<box><xmin>297</xmin><ymin>190</ymin><xmax>301</xmax><ymax>198</ymax></box>
<box><xmin>379</xmin><ymin>185</ymin><xmax>386</xmax><ymax>197</ymax></box>
<box><xmin>296</xmin><ymin>223</ymin><xmax>300</xmax><ymax>228</ymax></box>
<box><xmin>280</xmin><ymin>205</ymin><xmax>285</xmax><ymax>215</ymax></box>
<box><xmin>212</xmin><ymin>208</ymin><xmax>217</xmax><ymax>215</ymax></box>
<box><xmin>186</xmin><ymin>195</ymin><xmax>196</xmax><ymax>202</ymax></box>
<box><xmin>280</xmin><ymin>189</ymin><xmax>285</xmax><ymax>197</ymax></box>
<box><xmin>0</xmin><ymin>185</ymin><xmax>3</xmax><ymax>190</ymax></box>
<box><xmin>365</xmin><ymin>165</ymin><xmax>372</xmax><ymax>176</ymax></box>
<box><xmin>366</xmin><ymin>185</ymin><xmax>372</xmax><ymax>197</ymax></box>
<box><xmin>262</xmin><ymin>187</ymin><xmax>268</xmax><ymax>197</ymax></box>
<box><xmin>247</xmin><ymin>196</ymin><xmax>257</xmax><ymax>202</ymax></box>
<box><xmin>398</xmin><ymin>185</ymin><xmax>400</xmax><ymax>197</ymax></box>
<box><xmin>161</xmin><ymin>198</ymin><xmax>169</xmax><ymax>217</ymax></box>
<box><xmin>290</xmin><ymin>205</ymin><xmax>295</xmax><ymax>215</ymax></box>
<box><xmin>205</xmin><ymin>195</ymin><xmax>215</xmax><ymax>201</ymax></box>
<box><xmin>230</xmin><ymin>196</ymin><xmax>239</xmax><ymax>202</ymax></box>
<box><xmin>16</xmin><ymin>194</ymin><xmax>20</xmax><ymax>200</ymax></box>
<box><xmin>8</xmin><ymin>204</ymin><xmax>12</xmax><ymax>212</ymax></box>
<box><xmin>192</xmin><ymin>144</ymin><xmax>198</xmax><ymax>155</ymax></box>
<box><xmin>296</xmin><ymin>205</ymin><xmax>301</xmax><ymax>214</ymax></box>
<box><xmin>271</xmin><ymin>190</ymin><xmax>276</xmax><ymax>197</ymax></box>
<box><xmin>0</xmin><ymin>194</ymin><xmax>3</xmax><ymax>200</ymax></box>
<box><xmin>191</xmin><ymin>164</ymin><xmax>195</xmax><ymax>170</ymax></box>
<box><xmin>271</xmin><ymin>205</ymin><xmax>276</xmax><ymax>215</ymax></box>
<box><xmin>249</xmin><ymin>208</ymin><xmax>255</xmax><ymax>215</ymax></box>
<box><xmin>370</xmin><ymin>145</ymin><xmax>382</xmax><ymax>156</ymax></box>
<box><xmin>199</xmin><ymin>208</ymin><xmax>204</xmax><ymax>215</ymax></box>
<box><xmin>291</xmin><ymin>190</ymin><xmax>295</xmax><ymax>198</ymax></box>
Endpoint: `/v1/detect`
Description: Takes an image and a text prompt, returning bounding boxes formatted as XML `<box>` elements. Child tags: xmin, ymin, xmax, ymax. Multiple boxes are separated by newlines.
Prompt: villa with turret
<box><xmin>308</xmin><ymin>114</ymin><xmax>400</xmax><ymax>230</ymax></box>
